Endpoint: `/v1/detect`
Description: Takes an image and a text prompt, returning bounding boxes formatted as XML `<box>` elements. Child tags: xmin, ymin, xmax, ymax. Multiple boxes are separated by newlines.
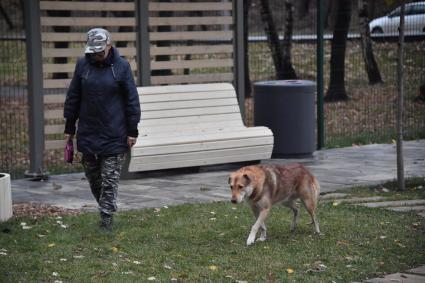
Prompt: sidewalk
<box><xmin>11</xmin><ymin>140</ymin><xmax>425</xmax><ymax>211</ymax></box>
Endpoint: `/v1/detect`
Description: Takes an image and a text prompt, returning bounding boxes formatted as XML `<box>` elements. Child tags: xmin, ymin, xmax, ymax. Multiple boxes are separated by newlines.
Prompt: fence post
<box><xmin>316</xmin><ymin>0</ymin><xmax>324</xmax><ymax>150</ymax></box>
<box><xmin>233</xmin><ymin>0</ymin><xmax>245</xmax><ymax>120</ymax></box>
<box><xmin>136</xmin><ymin>0</ymin><xmax>151</xmax><ymax>86</ymax></box>
<box><xmin>23</xmin><ymin>0</ymin><xmax>47</xmax><ymax>179</ymax></box>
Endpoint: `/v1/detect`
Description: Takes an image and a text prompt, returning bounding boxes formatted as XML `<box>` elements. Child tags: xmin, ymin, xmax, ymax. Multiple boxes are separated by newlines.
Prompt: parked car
<box><xmin>369</xmin><ymin>1</ymin><xmax>425</xmax><ymax>36</ymax></box>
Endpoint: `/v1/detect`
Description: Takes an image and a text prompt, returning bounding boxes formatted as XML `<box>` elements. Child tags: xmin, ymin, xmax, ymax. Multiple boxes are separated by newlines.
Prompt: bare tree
<box><xmin>282</xmin><ymin>0</ymin><xmax>297</xmax><ymax>79</ymax></box>
<box><xmin>324</xmin><ymin>0</ymin><xmax>351</xmax><ymax>102</ymax></box>
<box><xmin>396</xmin><ymin>2</ymin><xmax>405</xmax><ymax>191</ymax></box>
<box><xmin>358</xmin><ymin>0</ymin><xmax>383</xmax><ymax>84</ymax></box>
<box><xmin>296</xmin><ymin>0</ymin><xmax>310</xmax><ymax>19</ymax></box>
<box><xmin>259</xmin><ymin>0</ymin><xmax>296</xmax><ymax>80</ymax></box>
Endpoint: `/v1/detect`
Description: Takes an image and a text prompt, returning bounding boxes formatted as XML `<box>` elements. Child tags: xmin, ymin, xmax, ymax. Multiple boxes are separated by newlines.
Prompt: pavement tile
<box><xmin>386</xmin><ymin>206</ymin><xmax>425</xmax><ymax>212</ymax></box>
<box><xmin>406</xmin><ymin>266</ymin><xmax>425</xmax><ymax>275</ymax></box>
<box><xmin>357</xmin><ymin>200</ymin><xmax>425</xmax><ymax>208</ymax></box>
<box><xmin>365</xmin><ymin>272</ymin><xmax>425</xmax><ymax>283</ymax></box>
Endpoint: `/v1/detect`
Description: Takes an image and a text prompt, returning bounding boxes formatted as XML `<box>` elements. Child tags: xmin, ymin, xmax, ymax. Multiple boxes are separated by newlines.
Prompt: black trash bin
<box><xmin>253</xmin><ymin>80</ymin><xmax>316</xmax><ymax>158</ymax></box>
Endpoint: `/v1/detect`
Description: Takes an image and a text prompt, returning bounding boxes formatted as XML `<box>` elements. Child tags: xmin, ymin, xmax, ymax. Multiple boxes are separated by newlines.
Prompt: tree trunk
<box><xmin>358</xmin><ymin>0</ymin><xmax>383</xmax><ymax>84</ymax></box>
<box><xmin>244</xmin><ymin>0</ymin><xmax>252</xmax><ymax>97</ymax></box>
<box><xmin>396</xmin><ymin>3</ymin><xmax>405</xmax><ymax>191</ymax></box>
<box><xmin>296</xmin><ymin>0</ymin><xmax>310</xmax><ymax>18</ymax></box>
<box><xmin>324</xmin><ymin>0</ymin><xmax>351</xmax><ymax>102</ymax></box>
<box><xmin>259</xmin><ymin>0</ymin><xmax>285</xmax><ymax>79</ymax></box>
<box><xmin>282</xmin><ymin>0</ymin><xmax>297</xmax><ymax>79</ymax></box>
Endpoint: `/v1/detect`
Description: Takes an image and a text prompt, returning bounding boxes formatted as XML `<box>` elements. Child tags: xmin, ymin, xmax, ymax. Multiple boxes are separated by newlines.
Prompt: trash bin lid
<box><xmin>254</xmin><ymin>80</ymin><xmax>316</xmax><ymax>94</ymax></box>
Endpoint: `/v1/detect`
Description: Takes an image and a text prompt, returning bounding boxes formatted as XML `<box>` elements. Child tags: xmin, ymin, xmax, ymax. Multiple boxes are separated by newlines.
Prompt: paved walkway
<box><xmin>11</xmin><ymin>140</ymin><xmax>425</xmax><ymax>211</ymax></box>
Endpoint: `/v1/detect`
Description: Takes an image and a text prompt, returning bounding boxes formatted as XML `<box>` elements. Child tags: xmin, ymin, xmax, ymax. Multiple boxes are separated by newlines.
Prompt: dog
<box><xmin>228</xmin><ymin>163</ymin><xmax>320</xmax><ymax>246</ymax></box>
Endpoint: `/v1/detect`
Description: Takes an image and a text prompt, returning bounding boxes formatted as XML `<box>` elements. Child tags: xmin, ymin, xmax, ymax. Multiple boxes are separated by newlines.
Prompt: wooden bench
<box><xmin>127</xmin><ymin>83</ymin><xmax>274</xmax><ymax>172</ymax></box>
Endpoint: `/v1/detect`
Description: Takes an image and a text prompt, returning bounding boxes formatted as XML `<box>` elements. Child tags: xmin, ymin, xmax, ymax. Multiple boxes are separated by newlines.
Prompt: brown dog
<box><xmin>228</xmin><ymin>163</ymin><xmax>320</xmax><ymax>246</ymax></box>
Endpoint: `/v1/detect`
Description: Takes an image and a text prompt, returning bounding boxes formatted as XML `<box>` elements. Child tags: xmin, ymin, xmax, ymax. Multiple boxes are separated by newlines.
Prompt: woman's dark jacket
<box><xmin>63</xmin><ymin>47</ymin><xmax>141</xmax><ymax>155</ymax></box>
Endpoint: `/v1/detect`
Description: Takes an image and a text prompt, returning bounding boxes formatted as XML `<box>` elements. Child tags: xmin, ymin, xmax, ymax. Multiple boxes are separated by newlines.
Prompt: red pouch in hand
<box><xmin>64</xmin><ymin>139</ymin><xmax>74</xmax><ymax>163</ymax></box>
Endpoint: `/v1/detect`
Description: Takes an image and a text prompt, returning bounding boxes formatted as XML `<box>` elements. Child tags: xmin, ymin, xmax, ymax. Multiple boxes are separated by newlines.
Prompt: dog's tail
<box><xmin>311</xmin><ymin>176</ymin><xmax>320</xmax><ymax>202</ymax></box>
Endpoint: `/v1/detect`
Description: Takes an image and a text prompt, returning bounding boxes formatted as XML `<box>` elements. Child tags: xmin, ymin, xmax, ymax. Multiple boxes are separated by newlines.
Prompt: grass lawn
<box><xmin>1</xmin><ymin>181</ymin><xmax>424</xmax><ymax>282</ymax></box>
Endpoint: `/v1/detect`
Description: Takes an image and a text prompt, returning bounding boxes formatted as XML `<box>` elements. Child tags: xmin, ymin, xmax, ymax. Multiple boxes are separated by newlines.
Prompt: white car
<box><xmin>369</xmin><ymin>1</ymin><xmax>425</xmax><ymax>36</ymax></box>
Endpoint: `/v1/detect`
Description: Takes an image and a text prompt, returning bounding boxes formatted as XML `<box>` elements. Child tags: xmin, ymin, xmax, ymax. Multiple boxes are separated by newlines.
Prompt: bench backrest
<box><xmin>137</xmin><ymin>83</ymin><xmax>244</xmax><ymax>135</ymax></box>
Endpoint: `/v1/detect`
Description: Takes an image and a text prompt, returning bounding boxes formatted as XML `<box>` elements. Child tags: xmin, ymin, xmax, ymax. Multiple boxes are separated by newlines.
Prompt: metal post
<box><xmin>23</xmin><ymin>0</ymin><xmax>47</xmax><ymax>179</ymax></box>
<box><xmin>316</xmin><ymin>0</ymin><xmax>324</xmax><ymax>149</ymax></box>
<box><xmin>136</xmin><ymin>0</ymin><xmax>151</xmax><ymax>86</ymax></box>
<box><xmin>233</xmin><ymin>0</ymin><xmax>245</xmax><ymax>120</ymax></box>
<box><xmin>396</xmin><ymin>3</ymin><xmax>405</xmax><ymax>191</ymax></box>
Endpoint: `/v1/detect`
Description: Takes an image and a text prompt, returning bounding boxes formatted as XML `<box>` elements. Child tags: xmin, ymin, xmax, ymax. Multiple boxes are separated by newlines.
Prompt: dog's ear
<box><xmin>243</xmin><ymin>174</ymin><xmax>251</xmax><ymax>183</ymax></box>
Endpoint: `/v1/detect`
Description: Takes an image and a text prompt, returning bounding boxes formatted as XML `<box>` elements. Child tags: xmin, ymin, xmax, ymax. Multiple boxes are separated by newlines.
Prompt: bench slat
<box><xmin>129</xmin><ymin>146</ymin><xmax>273</xmax><ymax>172</ymax></box>
<box><xmin>135</xmin><ymin>127</ymin><xmax>272</xmax><ymax>147</ymax></box>
<box><xmin>137</xmin><ymin>83</ymin><xmax>234</xmax><ymax>95</ymax></box>
<box><xmin>138</xmin><ymin>113</ymin><xmax>242</xmax><ymax>127</ymax></box>
<box><xmin>141</xmin><ymin>105</ymin><xmax>240</xmax><ymax>119</ymax></box>
<box><xmin>141</xmin><ymin>126</ymin><xmax>263</xmax><ymax>140</ymax></box>
<box><xmin>141</xmin><ymin>98</ymin><xmax>236</xmax><ymax>111</ymax></box>
<box><xmin>139</xmin><ymin>90</ymin><xmax>235</xmax><ymax>103</ymax></box>
<box><xmin>140</xmin><ymin>120</ymin><xmax>243</xmax><ymax>134</ymax></box>
<box><xmin>132</xmin><ymin>136</ymin><xmax>273</xmax><ymax>156</ymax></box>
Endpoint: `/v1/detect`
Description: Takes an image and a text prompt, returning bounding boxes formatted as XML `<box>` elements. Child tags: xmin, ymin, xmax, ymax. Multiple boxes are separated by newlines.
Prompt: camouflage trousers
<box><xmin>82</xmin><ymin>153</ymin><xmax>126</xmax><ymax>216</ymax></box>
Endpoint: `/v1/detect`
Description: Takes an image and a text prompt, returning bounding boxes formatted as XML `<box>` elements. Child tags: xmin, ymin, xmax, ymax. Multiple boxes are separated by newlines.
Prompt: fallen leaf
<box><xmin>147</xmin><ymin>276</ymin><xmax>156</xmax><ymax>280</ymax></box>
<box><xmin>52</xmin><ymin>272</ymin><xmax>59</xmax><ymax>277</ymax></box>
<box><xmin>286</xmin><ymin>268</ymin><xmax>294</xmax><ymax>274</ymax></box>
<box><xmin>332</xmin><ymin>201</ymin><xmax>339</xmax><ymax>206</ymax></box>
<box><xmin>111</xmin><ymin>247</ymin><xmax>119</xmax><ymax>253</ymax></box>
<box><xmin>208</xmin><ymin>265</ymin><xmax>218</xmax><ymax>271</ymax></box>
<box><xmin>48</xmin><ymin>243</ymin><xmax>56</xmax><ymax>248</ymax></box>
<box><xmin>163</xmin><ymin>264</ymin><xmax>172</xmax><ymax>270</ymax></box>
<box><xmin>133</xmin><ymin>260</ymin><xmax>141</xmax><ymax>265</ymax></box>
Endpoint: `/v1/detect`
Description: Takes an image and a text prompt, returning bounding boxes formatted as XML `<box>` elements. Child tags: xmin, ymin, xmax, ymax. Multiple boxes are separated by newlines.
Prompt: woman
<box><xmin>64</xmin><ymin>28</ymin><xmax>141</xmax><ymax>231</ymax></box>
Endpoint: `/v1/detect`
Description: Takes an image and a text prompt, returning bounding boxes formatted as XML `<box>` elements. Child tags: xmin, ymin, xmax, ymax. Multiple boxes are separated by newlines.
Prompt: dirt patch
<box><xmin>12</xmin><ymin>203</ymin><xmax>83</xmax><ymax>219</ymax></box>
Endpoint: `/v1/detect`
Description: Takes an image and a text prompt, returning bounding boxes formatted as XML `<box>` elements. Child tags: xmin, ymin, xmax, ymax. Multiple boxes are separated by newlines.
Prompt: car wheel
<box><xmin>371</xmin><ymin>27</ymin><xmax>384</xmax><ymax>34</ymax></box>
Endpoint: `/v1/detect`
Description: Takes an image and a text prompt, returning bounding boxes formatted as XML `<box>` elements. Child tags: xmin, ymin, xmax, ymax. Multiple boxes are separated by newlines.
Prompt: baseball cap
<box><xmin>84</xmin><ymin>28</ymin><xmax>111</xmax><ymax>54</ymax></box>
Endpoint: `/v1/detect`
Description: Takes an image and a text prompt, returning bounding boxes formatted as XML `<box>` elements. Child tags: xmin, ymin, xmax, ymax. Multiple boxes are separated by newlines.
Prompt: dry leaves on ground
<box><xmin>12</xmin><ymin>203</ymin><xmax>82</xmax><ymax>219</ymax></box>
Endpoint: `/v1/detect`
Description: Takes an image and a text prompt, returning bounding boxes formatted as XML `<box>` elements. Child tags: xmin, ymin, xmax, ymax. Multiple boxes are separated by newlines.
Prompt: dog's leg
<box><xmin>302</xmin><ymin>198</ymin><xmax>320</xmax><ymax>234</ymax></box>
<box><xmin>251</xmin><ymin>205</ymin><xmax>267</xmax><ymax>242</ymax></box>
<box><xmin>288</xmin><ymin>201</ymin><xmax>300</xmax><ymax>234</ymax></box>
<box><xmin>247</xmin><ymin>208</ymin><xmax>270</xmax><ymax>246</ymax></box>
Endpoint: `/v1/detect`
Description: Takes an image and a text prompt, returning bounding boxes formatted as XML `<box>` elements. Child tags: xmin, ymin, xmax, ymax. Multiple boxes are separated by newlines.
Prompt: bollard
<box><xmin>0</xmin><ymin>173</ymin><xmax>13</xmax><ymax>221</ymax></box>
